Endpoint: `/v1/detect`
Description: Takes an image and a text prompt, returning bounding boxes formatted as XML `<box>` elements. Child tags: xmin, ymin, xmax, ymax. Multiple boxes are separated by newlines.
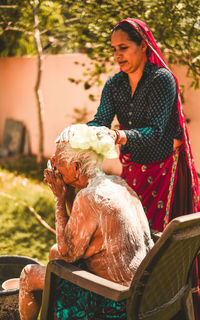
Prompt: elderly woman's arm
<box><xmin>43</xmin><ymin>169</ymin><xmax>75</xmax><ymax>243</ymax></box>
<box><xmin>56</xmin><ymin>192</ymin><xmax>97</xmax><ymax>260</ymax></box>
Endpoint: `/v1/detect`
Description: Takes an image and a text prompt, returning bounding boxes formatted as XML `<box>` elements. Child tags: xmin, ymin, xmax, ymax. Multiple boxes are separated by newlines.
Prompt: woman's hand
<box><xmin>107</xmin><ymin>128</ymin><xmax>127</xmax><ymax>145</ymax></box>
<box><xmin>44</xmin><ymin>168</ymin><xmax>67</xmax><ymax>201</ymax></box>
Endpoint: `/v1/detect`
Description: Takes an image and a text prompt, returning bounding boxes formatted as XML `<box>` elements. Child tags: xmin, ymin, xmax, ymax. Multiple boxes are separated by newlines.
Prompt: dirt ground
<box><xmin>0</xmin><ymin>293</ymin><xmax>20</xmax><ymax>320</ymax></box>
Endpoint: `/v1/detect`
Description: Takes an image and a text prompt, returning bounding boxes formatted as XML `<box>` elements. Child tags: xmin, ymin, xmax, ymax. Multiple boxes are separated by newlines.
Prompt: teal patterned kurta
<box><xmin>88</xmin><ymin>61</ymin><xmax>182</xmax><ymax>164</ymax></box>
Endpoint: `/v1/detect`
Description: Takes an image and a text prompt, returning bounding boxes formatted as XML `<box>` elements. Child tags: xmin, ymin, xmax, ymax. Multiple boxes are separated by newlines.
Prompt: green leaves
<box><xmin>0</xmin><ymin>0</ymin><xmax>67</xmax><ymax>56</ymax></box>
<box><xmin>0</xmin><ymin>0</ymin><xmax>199</xmax><ymax>88</ymax></box>
<box><xmin>146</xmin><ymin>0</ymin><xmax>200</xmax><ymax>88</ymax></box>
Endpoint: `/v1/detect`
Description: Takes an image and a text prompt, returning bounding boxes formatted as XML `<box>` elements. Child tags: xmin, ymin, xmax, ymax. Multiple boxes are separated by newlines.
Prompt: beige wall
<box><xmin>0</xmin><ymin>55</ymin><xmax>199</xmax><ymax>172</ymax></box>
<box><xmin>0</xmin><ymin>54</ymin><xmax>103</xmax><ymax>158</ymax></box>
<box><xmin>170</xmin><ymin>64</ymin><xmax>200</xmax><ymax>173</ymax></box>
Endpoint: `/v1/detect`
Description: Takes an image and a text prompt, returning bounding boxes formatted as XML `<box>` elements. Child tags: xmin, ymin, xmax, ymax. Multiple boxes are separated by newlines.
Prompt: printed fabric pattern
<box><xmin>56</xmin><ymin>261</ymin><xmax>127</xmax><ymax>320</ymax></box>
<box><xmin>56</xmin><ymin>280</ymin><xmax>127</xmax><ymax>319</ymax></box>
<box><xmin>120</xmin><ymin>18</ymin><xmax>200</xmax><ymax>212</ymax></box>
<box><xmin>88</xmin><ymin>62</ymin><xmax>180</xmax><ymax>164</ymax></box>
<box><xmin>120</xmin><ymin>147</ymin><xmax>180</xmax><ymax>232</ymax></box>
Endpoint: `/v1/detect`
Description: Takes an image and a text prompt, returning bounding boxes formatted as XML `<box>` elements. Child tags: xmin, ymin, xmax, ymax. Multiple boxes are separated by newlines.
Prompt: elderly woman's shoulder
<box><xmin>74</xmin><ymin>175</ymin><xmax>141</xmax><ymax>209</ymax></box>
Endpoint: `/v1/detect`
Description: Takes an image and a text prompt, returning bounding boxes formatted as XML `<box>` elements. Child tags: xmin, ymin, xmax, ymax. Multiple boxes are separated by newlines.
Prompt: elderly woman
<box><xmin>19</xmin><ymin>124</ymin><xmax>154</xmax><ymax>320</ymax></box>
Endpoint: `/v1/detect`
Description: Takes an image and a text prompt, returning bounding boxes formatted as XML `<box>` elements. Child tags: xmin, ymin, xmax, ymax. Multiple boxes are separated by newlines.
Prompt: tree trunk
<box><xmin>33</xmin><ymin>4</ymin><xmax>44</xmax><ymax>164</ymax></box>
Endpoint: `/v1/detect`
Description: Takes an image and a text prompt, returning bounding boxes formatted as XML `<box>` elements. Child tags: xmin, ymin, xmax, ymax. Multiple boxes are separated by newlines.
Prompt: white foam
<box><xmin>57</xmin><ymin>124</ymin><xmax>118</xmax><ymax>159</ymax></box>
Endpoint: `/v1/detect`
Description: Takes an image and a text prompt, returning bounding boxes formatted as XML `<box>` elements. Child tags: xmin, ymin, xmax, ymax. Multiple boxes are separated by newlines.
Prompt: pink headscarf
<box><xmin>115</xmin><ymin>18</ymin><xmax>200</xmax><ymax>212</ymax></box>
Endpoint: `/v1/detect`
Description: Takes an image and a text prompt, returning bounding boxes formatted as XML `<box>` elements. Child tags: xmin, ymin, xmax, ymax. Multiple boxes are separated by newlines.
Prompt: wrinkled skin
<box><xmin>19</xmin><ymin>158</ymin><xmax>79</xmax><ymax>320</ymax></box>
<box><xmin>19</xmin><ymin>147</ymin><xmax>153</xmax><ymax>320</ymax></box>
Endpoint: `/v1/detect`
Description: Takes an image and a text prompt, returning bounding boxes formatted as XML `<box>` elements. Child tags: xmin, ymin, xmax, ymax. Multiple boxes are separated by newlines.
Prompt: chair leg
<box><xmin>40</xmin><ymin>272</ymin><xmax>57</xmax><ymax>320</ymax></box>
<box><xmin>171</xmin><ymin>311</ymin><xmax>187</xmax><ymax>320</ymax></box>
<box><xmin>184</xmin><ymin>291</ymin><xmax>195</xmax><ymax>320</ymax></box>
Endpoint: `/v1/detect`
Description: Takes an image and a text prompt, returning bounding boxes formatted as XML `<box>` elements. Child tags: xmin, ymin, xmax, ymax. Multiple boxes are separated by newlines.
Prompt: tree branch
<box><xmin>64</xmin><ymin>17</ymin><xmax>80</xmax><ymax>24</ymax></box>
<box><xmin>0</xmin><ymin>191</ymin><xmax>56</xmax><ymax>235</ymax></box>
<box><xmin>0</xmin><ymin>5</ymin><xmax>17</xmax><ymax>8</ymax></box>
<box><xmin>4</xmin><ymin>26</ymin><xmax>33</xmax><ymax>35</ymax></box>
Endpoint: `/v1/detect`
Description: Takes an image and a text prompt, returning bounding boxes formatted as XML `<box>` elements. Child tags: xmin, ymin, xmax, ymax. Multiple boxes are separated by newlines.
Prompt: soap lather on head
<box><xmin>48</xmin><ymin>124</ymin><xmax>118</xmax><ymax>182</ymax></box>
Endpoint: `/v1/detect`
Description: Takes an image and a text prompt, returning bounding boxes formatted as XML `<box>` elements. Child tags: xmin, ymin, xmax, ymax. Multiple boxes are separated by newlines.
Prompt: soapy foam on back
<box><xmin>55</xmin><ymin>125</ymin><xmax>154</xmax><ymax>285</ymax></box>
<box><xmin>75</xmin><ymin>172</ymin><xmax>154</xmax><ymax>285</ymax></box>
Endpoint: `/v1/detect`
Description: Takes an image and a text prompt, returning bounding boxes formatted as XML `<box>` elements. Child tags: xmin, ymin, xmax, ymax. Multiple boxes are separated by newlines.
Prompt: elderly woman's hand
<box><xmin>44</xmin><ymin>168</ymin><xmax>67</xmax><ymax>201</ymax></box>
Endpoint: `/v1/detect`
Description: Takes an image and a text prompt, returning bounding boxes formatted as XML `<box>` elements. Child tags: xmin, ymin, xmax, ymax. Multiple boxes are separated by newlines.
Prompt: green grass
<box><xmin>0</xmin><ymin>155</ymin><xmax>56</xmax><ymax>265</ymax></box>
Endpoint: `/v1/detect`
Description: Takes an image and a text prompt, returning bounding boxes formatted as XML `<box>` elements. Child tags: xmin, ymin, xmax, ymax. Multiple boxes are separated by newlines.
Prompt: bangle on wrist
<box><xmin>112</xmin><ymin>129</ymin><xmax>121</xmax><ymax>144</ymax></box>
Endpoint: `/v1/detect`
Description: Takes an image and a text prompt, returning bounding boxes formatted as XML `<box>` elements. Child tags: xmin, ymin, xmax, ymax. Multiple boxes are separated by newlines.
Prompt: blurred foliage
<box><xmin>0</xmin><ymin>0</ymin><xmax>67</xmax><ymax>56</ymax></box>
<box><xmin>0</xmin><ymin>161</ymin><xmax>55</xmax><ymax>265</ymax></box>
<box><xmin>0</xmin><ymin>154</ymin><xmax>48</xmax><ymax>182</ymax></box>
<box><xmin>71</xmin><ymin>107</ymin><xmax>91</xmax><ymax>123</ymax></box>
<box><xmin>144</xmin><ymin>0</ymin><xmax>200</xmax><ymax>89</ymax></box>
<box><xmin>0</xmin><ymin>0</ymin><xmax>199</xmax><ymax>88</ymax></box>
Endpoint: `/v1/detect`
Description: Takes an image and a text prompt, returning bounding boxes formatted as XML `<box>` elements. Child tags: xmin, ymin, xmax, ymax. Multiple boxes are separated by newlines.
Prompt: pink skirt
<box><xmin>120</xmin><ymin>146</ymin><xmax>200</xmax><ymax>319</ymax></box>
<box><xmin>120</xmin><ymin>147</ymin><xmax>182</xmax><ymax>232</ymax></box>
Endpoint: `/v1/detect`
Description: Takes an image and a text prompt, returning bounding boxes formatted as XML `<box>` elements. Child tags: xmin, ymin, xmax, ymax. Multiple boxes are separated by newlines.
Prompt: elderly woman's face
<box><xmin>52</xmin><ymin>154</ymin><xmax>79</xmax><ymax>186</ymax></box>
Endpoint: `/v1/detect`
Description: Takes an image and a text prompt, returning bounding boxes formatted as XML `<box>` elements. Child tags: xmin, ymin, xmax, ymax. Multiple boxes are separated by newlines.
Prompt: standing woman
<box><xmin>88</xmin><ymin>18</ymin><xmax>200</xmax><ymax>317</ymax></box>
